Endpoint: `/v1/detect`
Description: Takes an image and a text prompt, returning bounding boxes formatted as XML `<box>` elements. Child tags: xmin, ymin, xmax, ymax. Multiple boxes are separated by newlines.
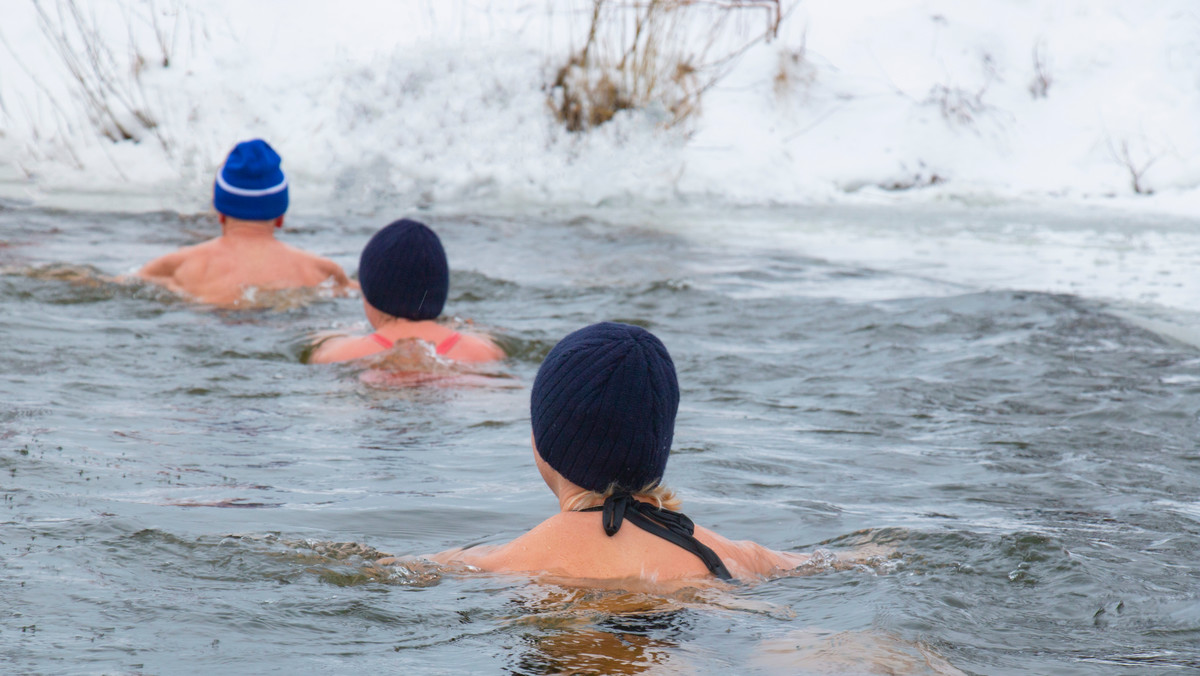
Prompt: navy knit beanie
<box><xmin>212</xmin><ymin>139</ymin><xmax>289</xmax><ymax>220</ymax></box>
<box><xmin>531</xmin><ymin>322</ymin><xmax>680</xmax><ymax>493</ymax></box>
<box><xmin>359</xmin><ymin>219</ymin><xmax>449</xmax><ymax>321</ymax></box>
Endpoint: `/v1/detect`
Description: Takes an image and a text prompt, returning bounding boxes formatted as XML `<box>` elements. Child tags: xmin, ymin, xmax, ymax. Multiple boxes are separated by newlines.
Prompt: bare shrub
<box><xmin>549</xmin><ymin>0</ymin><xmax>783</xmax><ymax>132</ymax></box>
<box><xmin>1029</xmin><ymin>40</ymin><xmax>1051</xmax><ymax>99</ymax></box>
<box><xmin>925</xmin><ymin>84</ymin><xmax>989</xmax><ymax>126</ymax></box>
<box><xmin>880</xmin><ymin>172</ymin><xmax>945</xmax><ymax>192</ymax></box>
<box><xmin>773</xmin><ymin>29</ymin><xmax>816</xmax><ymax>101</ymax></box>
<box><xmin>148</xmin><ymin>0</ymin><xmax>178</xmax><ymax>68</ymax></box>
<box><xmin>1107</xmin><ymin>136</ymin><xmax>1161</xmax><ymax>195</ymax></box>
<box><xmin>923</xmin><ymin>51</ymin><xmax>1000</xmax><ymax>128</ymax></box>
<box><xmin>550</xmin><ymin>58</ymin><xmax>635</xmax><ymax>131</ymax></box>
<box><xmin>32</xmin><ymin>0</ymin><xmax>180</xmax><ymax>150</ymax></box>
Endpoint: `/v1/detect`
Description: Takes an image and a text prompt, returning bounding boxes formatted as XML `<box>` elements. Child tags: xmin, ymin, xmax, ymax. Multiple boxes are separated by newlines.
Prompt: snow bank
<box><xmin>1</xmin><ymin>0</ymin><xmax>1198</xmax><ymax>216</ymax></box>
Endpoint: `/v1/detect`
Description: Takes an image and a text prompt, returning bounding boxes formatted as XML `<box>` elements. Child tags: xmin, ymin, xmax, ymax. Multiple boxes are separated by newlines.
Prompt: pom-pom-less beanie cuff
<box><xmin>213</xmin><ymin>139</ymin><xmax>289</xmax><ymax>221</ymax></box>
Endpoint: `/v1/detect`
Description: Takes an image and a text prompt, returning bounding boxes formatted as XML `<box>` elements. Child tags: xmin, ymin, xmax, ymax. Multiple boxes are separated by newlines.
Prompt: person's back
<box><xmin>446</xmin><ymin>509</ymin><xmax>804</xmax><ymax>583</ymax></box>
<box><xmin>425</xmin><ymin>322</ymin><xmax>807</xmax><ymax>585</ymax></box>
<box><xmin>136</xmin><ymin>139</ymin><xmax>354</xmax><ymax>306</ymax></box>
<box><xmin>308</xmin><ymin>219</ymin><xmax>503</xmax><ymax>364</ymax></box>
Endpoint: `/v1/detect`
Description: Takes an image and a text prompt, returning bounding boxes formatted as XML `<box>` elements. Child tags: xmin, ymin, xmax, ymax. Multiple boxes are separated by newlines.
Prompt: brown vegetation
<box><xmin>32</xmin><ymin>0</ymin><xmax>178</xmax><ymax>148</ymax></box>
<box><xmin>1108</xmin><ymin>137</ymin><xmax>1160</xmax><ymax>195</ymax></box>
<box><xmin>549</xmin><ymin>0</ymin><xmax>783</xmax><ymax>132</ymax></box>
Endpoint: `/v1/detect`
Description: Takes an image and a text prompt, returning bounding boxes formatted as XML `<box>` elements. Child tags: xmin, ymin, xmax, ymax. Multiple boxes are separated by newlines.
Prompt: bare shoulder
<box><xmin>429</xmin><ymin>543</ymin><xmax>506</xmax><ymax>569</ymax></box>
<box><xmin>280</xmin><ymin>241</ymin><xmax>335</xmax><ymax>266</ymax></box>
<box><xmin>136</xmin><ymin>241</ymin><xmax>221</xmax><ymax>291</ymax></box>
<box><xmin>285</xmin><ymin>244</ymin><xmax>353</xmax><ymax>288</ymax></box>
<box><xmin>137</xmin><ymin>247</ymin><xmax>191</xmax><ymax>279</ymax></box>
<box><xmin>309</xmin><ymin>334</ymin><xmax>382</xmax><ymax>364</ymax></box>
<box><xmin>444</xmin><ymin>332</ymin><xmax>506</xmax><ymax>362</ymax></box>
<box><xmin>694</xmin><ymin>525</ymin><xmax>809</xmax><ymax>579</ymax></box>
<box><xmin>433</xmin><ymin>516</ymin><xmax>567</xmax><ymax>572</ymax></box>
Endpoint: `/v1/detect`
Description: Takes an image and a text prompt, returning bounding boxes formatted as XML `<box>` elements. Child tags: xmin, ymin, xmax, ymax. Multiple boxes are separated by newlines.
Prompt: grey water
<box><xmin>1</xmin><ymin>201</ymin><xmax>1198</xmax><ymax>674</ymax></box>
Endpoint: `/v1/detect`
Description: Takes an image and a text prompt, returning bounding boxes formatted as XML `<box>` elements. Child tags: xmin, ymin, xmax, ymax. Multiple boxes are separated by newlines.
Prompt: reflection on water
<box><xmin>754</xmin><ymin>630</ymin><xmax>966</xmax><ymax>675</ymax></box>
<box><xmin>514</xmin><ymin>625</ymin><xmax>683</xmax><ymax>675</ymax></box>
<box><xmin>2</xmin><ymin>261</ymin><xmax>349</xmax><ymax>311</ymax></box>
<box><xmin>2</xmin><ymin>202</ymin><xmax>1199</xmax><ymax>673</ymax></box>
<box><xmin>353</xmin><ymin>337</ymin><xmax>519</xmax><ymax>389</ymax></box>
<box><xmin>505</xmin><ymin>588</ymin><xmax>691</xmax><ymax>675</ymax></box>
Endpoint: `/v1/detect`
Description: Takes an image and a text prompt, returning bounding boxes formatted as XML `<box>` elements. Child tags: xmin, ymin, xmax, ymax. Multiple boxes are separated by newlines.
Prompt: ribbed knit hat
<box><xmin>212</xmin><ymin>139</ymin><xmax>289</xmax><ymax>221</ymax></box>
<box><xmin>359</xmin><ymin>219</ymin><xmax>449</xmax><ymax>321</ymax></box>
<box><xmin>531</xmin><ymin>322</ymin><xmax>680</xmax><ymax>492</ymax></box>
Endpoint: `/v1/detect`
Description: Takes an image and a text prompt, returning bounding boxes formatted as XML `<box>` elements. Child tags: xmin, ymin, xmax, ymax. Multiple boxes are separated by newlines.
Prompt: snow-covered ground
<box><xmin>2</xmin><ymin>0</ymin><xmax>1198</xmax><ymax>216</ymax></box>
<box><xmin>3</xmin><ymin>0</ymin><xmax>1199</xmax><ymax>336</ymax></box>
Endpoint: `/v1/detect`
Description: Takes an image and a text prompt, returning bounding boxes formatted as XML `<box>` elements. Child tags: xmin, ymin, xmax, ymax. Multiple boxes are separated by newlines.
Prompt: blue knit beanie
<box><xmin>212</xmin><ymin>139</ymin><xmax>289</xmax><ymax>221</ymax></box>
<box><xmin>531</xmin><ymin>322</ymin><xmax>680</xmax><ymax>493</ymax></box>
<box><xmin>359</xmin><ymin>219</ymin><xmax>449</xmax><ymax>321</ymax></box>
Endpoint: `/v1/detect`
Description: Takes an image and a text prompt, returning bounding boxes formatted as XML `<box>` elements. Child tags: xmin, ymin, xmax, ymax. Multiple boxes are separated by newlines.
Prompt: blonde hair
<box><xmin>564</xmin><ymin>482</ymin><xmax>682</xmax><ymax>513</ymax></box>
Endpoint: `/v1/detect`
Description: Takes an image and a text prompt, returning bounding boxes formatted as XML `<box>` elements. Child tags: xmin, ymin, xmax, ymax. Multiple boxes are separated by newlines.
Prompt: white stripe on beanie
<box><xmin>216</xmin><ymin>171</ymin><xmax>288</xmax><ymax>197</ymax></box>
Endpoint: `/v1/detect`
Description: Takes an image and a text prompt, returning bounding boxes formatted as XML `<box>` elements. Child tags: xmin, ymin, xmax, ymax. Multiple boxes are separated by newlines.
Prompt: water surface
<box><xmin>2</xmin><ymin>201</ymin><xmax>1198</xmax><ymax>674</ymax></box>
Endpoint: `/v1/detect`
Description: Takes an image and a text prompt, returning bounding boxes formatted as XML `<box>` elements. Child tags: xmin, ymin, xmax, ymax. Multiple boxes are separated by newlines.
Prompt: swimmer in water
<box><xmin>308</xmin><ymin>218</ymin><xmax>504</xmax><ymax>364</ymax></box>
<box><xmin>134</xmin><ymin>139</ymin><xmax>355</xmax><ymax>305</ymax></box>
<box><xmin>419</xmin><ymin>322</ymin><xmax>809</xmax><ymax>583</ymax></box>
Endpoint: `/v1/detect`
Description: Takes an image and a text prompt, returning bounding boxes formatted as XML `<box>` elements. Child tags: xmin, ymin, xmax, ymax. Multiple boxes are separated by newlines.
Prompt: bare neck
<box><xmin>535</xmin><ymin>452</ymin><xmax>602</xmax><ymax>513</ymax></box>
<box><xmin>372</xmin><ymin>316</ymin><xmax>450</xmax><ymax>342</ymax></box>
<box><xmin>555</xmin><ymin>483</ymin><xmax>597</xmax><ymax>513</ymax></box>
<box><xmin>220</xmin><ymin>217</ymin><xmax>279</xmax><ymax>241</ymax></box>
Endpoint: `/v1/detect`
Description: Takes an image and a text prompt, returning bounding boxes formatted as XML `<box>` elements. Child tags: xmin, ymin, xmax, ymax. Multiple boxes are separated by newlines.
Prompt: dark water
<box><xmin>2</xmin><ymin>201</ymin><xmax>1198</xmax><ymax>674</ymax></box>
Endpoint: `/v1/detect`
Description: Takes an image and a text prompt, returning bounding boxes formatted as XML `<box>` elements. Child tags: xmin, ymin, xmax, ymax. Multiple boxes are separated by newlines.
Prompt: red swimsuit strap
<box><xmin>369</xmin><ymin>331</ymin><xmax>458</xmax><ymax>355</ymax></box>
<box><xmin>435</xmin><ymin>332</ymin><xmax>462</xmax><ymax>355</ymax></box>
<box><xmin>372</xmin><ymin>331</ymin><xmax>460</xmax><ymax>354</ymax></box>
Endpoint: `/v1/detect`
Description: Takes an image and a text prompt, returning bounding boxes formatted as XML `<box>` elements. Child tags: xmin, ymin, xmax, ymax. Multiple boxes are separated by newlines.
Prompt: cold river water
<box><xmin>2</xmin><ymin>200</ymin><xmax>1198</xmax><ymax>674</ymax></box>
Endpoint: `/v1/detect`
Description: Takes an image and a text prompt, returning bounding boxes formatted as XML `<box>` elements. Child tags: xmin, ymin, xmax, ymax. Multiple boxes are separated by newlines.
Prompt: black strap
<box><xmin>580</xmin><ymin>492</ymin><xmax>733</xmax><ymax>580</ymax></box>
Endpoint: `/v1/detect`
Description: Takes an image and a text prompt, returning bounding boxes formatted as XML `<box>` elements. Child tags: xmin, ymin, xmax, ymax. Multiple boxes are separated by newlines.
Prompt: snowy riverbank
<box><xmin>1</xmin><ymin>0</ymin><xmax>1199</xmax><ymax>217</ymax></box>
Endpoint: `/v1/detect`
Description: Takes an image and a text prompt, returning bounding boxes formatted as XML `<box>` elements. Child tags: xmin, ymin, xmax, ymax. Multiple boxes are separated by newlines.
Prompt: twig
<box><xmin>551</xmin><ymin>0</ymin><xmax>784</xmax><ymax>130</ymax></box>
<box><xmin>1107</xmin><ymin>136</ymin><xmax>1160</xmax><ymax>195</ymax></box>
<box><xmin>33</xmin><ymin>0</ymin><xmax>169</xmax><ymax>151</ymax></box>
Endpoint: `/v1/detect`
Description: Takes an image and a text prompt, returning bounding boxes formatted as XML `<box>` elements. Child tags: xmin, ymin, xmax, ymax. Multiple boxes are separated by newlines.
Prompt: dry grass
<box><xmin>773</xmin><ymin>30</ymin><xmax>816</xmax><ymax>102</ymax></box>
<box><xmin>1029</xmin><ymin>40</ymin><xmax>1052</xmax><ymax>99</ymax></box>
<box><xmin>926</xmin><ymin>84</ymin><xmax>989</xmax><ymax>126</ymax></box>
<box><xmin>922</xmin><ymin>51</ymin><xmax>1000</xmax><ymax>130</ymax></box>
<box><xmin>32</xmin><ymin>0</ymin><xmax>178</xmax><ymax>149</ymax></box>
<box><xmin>1108</xmin><ymin>136</ymin><xmax>1160</xmax><ymax>195</ymax></box>
<box><xmin>549</xmin><ymin>0</ymin><xmax>783</xmax><ymax>132</ymax></box>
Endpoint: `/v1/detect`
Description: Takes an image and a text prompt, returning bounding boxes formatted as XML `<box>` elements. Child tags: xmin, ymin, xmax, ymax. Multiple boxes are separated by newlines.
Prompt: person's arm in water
<box><xmin>706</xmin><ymin>531</ymin><xmax>897</xmax><ymax>579</ymax></box>
<box><xmin>422</xmin><ymin>545</ymin><xmax>499</xmax><ymax>568</ymax></box>
<box><xmin>134</xmin><ymin>249</ymin><xmax>191</xmax><ymax>293</ymax></box>
<box><xmin>440</xmin><ymin>333</ymin><xmax>506</xmax><ymax>362</ymax></box>
<box><xmin>308</xmin><ymin>335</ymin><xmax>383</xmax><ymax>364</ymax></box>
<box><xmin>697</xmin><ymin>527</ymin><xmax>811</xmax><ymax>579</ymax></box>
<box><xmin>311</xmin><ymin>254</ymin><xmax>359</xmax><ymax>293</ymax></box>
